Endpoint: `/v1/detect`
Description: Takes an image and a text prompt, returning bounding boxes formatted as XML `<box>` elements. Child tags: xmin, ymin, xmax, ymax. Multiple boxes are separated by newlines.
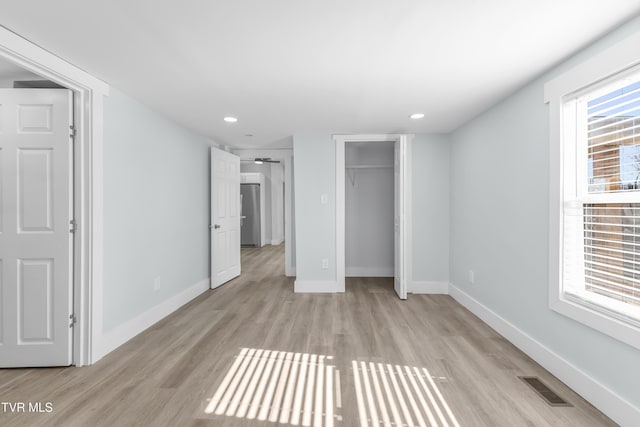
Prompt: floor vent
<box><xmin>518</xmin><ymin>376</ymin><xmax>572</xmax><ymax>407</ymax></box>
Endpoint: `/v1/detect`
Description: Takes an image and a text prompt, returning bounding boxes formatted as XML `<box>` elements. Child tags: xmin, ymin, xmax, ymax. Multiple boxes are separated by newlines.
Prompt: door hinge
<box><xmin>70</xmin><ymin>219</ymin><xmax>77</xmax><ymax>233</ymax></box>
<box><xmin>70</xmin><ymin>125</ymin><xmax>76</xmax><ymax>139</ymax></box>
<box><xmin>69</xmin><ymin>314</ymin><xmax>77</xmax><ymax>328</ymax></box>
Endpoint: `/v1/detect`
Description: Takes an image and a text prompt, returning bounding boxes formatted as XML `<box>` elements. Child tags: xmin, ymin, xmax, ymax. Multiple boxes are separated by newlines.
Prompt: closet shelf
<box><xmin>345</xmin><ymin>164</ymin><xmax>393</xmax><ymax>169</ymax></box>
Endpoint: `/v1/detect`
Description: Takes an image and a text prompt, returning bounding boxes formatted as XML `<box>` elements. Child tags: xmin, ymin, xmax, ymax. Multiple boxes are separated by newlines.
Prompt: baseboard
<box><xmin>98</xmin><ymin>278</ymin><xmax>210</xmax><ymax>360</ymax></box>
<box><xmin>448</xmin><ymin>283</ymin><xmax>640</xmax><ymax>427</ymax></box>
<box><xmin>294</xmin><ymin>280</ymin><xmax>344</xmax><ymax>293</ymax></box>
<box><xmin>345</xmin><ymin>266</ymin><xmax>393</xmax><ymax>277</ymax></box>
<box><xmin>410</xmin><ymin>280</ymin><xmax>449</xmax><ymax>294</ymax></box>
<box><xmin>270</xmin><ymin>237</ymin><xmax>284</xmax><ymax>245</ymax></box>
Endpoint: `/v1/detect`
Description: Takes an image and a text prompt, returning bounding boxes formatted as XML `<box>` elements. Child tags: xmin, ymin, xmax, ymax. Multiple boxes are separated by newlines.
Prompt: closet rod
<box><xmin>345</xmin><ymin>164</ymin><xmax>393</xmax><ymax>169</ymax></box>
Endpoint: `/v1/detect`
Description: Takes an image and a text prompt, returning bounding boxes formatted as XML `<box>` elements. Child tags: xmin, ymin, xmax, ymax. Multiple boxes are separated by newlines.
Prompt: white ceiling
<box><xmin>1</xmin><ymin>1</ymin><xmax>639</xmax><ymax>148</ymax></box>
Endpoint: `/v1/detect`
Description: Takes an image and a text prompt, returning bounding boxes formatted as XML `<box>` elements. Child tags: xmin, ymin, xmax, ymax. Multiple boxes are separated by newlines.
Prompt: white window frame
<box><xmin>546</xmin><ymin>31</ymin><xmax>640</xmax><ymax>351</ymax></box>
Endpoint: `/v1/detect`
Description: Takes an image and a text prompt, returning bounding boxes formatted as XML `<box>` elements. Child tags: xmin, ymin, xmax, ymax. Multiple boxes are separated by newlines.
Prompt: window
<box><xmin>546</xmin><ymin>31</ymin><xmax>640</xmax><ymax>350</ymax></box>
<box><xmin>564</xmin><ymin>71</ymin><xmax>640</xmax><ymax>323</ymax></box>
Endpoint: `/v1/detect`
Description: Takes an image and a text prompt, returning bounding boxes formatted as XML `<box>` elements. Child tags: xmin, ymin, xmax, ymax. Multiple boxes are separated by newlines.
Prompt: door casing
<box><xmin>334</xmin><ymin>134</ymin><xmax>413</xmax><ymax>296</ymax></box>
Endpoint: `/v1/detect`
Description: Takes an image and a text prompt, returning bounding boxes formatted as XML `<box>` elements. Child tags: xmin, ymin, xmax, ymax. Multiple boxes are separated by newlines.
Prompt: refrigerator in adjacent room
<box><xmin>240</xmin><ymin>183</ymin><xmax>261</xmax><ymax>247</ymax></box>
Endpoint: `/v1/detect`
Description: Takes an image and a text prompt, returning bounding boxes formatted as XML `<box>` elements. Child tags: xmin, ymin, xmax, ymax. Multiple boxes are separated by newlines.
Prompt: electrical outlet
<box><xmin>468</xmin><ymin>270</ymin><xmax>475</xmax><ymax>285</ymax></box>
<box><xmin>154</xmin><ymin>276</ymin><xmax>161</xmax><ymax>291</ymax></box>
<box><xmin>320</xmin><ymin>194</ymin><xmax>328</xmax><ymax>205</ymax></box>
<box><xmin>321</xmin><ymin>258</ymin><xmax>329</xmax><ymax>269</ymax></box>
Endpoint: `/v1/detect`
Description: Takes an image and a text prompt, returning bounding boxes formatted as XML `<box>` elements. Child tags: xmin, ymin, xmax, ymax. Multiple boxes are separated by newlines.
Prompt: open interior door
<box><xmin>0</xmin><ymin>88</ymin><xmax>74</xmax><ymax>367</ymax></box>
<box><xmin>394</xmin><ymin>138</ymin><xmax>407</xmax><ymax>300</ymax></box>
<box><xmin>211</xmin><ymin>147</ymin><xmax>241</xmax><ymax>288</ymax></box>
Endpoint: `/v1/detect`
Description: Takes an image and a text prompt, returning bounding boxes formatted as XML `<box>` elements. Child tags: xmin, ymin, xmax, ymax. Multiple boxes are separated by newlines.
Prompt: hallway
<box><xmin>0</xmin><ymin>245</ymin><xmax>614</xmax><ymax>426</ymax></box>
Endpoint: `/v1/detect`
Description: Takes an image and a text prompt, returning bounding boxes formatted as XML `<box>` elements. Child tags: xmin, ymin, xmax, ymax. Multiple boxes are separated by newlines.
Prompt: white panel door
<box><xmin>211</xmin><ymin>147</ymin><xmax>241</xmax><ymax>288</ymax></box>
<box><xmin>394</xmin><ymin>139</ymin><xmax>407</xmax><ymax>300</ymax></box>
<box><xmin>0</xmin><ymin>89</ymin><xmax>74</xmax><ymax>367</ymax></box>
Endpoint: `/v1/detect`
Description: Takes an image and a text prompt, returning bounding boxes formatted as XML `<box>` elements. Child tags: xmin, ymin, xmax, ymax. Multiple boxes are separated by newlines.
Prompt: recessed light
<box><xmin>410</xmin><ymin>113</ymin><xmax>425</xmax><ymax>119</ymax></box>
<box><xmin>223</xmin><ymin>116</ymin><xmax>238</xmax><ymax>123</ymax></box>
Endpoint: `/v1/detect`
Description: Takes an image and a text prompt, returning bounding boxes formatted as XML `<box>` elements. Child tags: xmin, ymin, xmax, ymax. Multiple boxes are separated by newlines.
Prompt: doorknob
<box><xmin>214</xmin><ymin>224</ymin><xmax>221</xmax><ymax>229</ymax></box>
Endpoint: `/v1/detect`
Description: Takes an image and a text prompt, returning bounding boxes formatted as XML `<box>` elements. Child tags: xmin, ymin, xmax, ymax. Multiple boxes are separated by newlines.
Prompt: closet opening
<box><xmin>345</xmin><ymin>141</ymin><xmax>395</xmax><ymax>285</ymax></box>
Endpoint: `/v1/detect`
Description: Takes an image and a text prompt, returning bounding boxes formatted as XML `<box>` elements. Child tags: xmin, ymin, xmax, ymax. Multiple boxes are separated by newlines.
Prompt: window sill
<box><xmin>550</xmin><ymin>293</ymin><xmax>640</xmax><ymax>351</ymax></box>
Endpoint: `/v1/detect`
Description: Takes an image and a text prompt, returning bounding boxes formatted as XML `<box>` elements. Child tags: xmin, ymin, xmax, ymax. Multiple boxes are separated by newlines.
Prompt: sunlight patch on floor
<box><xmin>352</xmin><ymin>361</ymin><xmax>460</xmax><ymax>427</ymax></box>
<box><xmin>205</xmin><ymin>348</ymin><xmax>341</xmax><ymax>426</ymax></box>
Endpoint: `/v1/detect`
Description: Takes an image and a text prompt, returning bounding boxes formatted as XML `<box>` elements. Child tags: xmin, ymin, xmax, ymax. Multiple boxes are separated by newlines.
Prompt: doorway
<box><xmin>240</xmin><ymin>172</ymin><xmax>266</xmax><ymax>248</ymax></box>
<box><xmin>335</xmin><ymin>134</ymin><xmax>413</xmax><ymax>299</ymax></box>
<box><xmin>236</xmin><ymin>150</ymin><xmax>293</xmax><ymax>277</ymax></box>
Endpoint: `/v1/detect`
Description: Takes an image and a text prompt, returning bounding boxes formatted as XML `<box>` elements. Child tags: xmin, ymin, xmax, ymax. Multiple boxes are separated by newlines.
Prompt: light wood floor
<box><xmin>0</xmin><ymin>244</ymin><xmax>616</xmax><ymax>426</ymax></box>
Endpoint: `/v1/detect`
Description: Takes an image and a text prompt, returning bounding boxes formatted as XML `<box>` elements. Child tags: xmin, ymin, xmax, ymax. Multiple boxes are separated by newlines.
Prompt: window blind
<box><xmin>575</xmin><ymin>72</ymin><xmax>640</xmax><ymax>314</ymax></box>
<box><xmin>587</xmin><ymin>80</ymin><xmax>640</xmax><ymax>194</ymax></box>
<box><xmin>583</xmin><ymin>203</ymin><xmax>640</xmax><ymax>306</ymax></box>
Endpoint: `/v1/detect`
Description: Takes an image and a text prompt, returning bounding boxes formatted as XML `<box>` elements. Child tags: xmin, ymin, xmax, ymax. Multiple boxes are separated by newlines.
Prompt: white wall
<box><xmin>293</xmin><ymin>134</ymin><xmax>336</xmax><ymax>284</ymax></box>
<box><xmin>271</xmin><ymin>162</ymin><xmax>285</xmax><ymax>245</ymax></box>
<box><xmin>103</xmin><ymin>88</ymin><xmax>211</xmax><ymax>334</ymax></box>
<box><xmin>412</xmin><ymin>134</ymin><xmax>450</xmax><ymax>291</ymax></box>
<box><xmin>290</xmin><ymin>158</ymin><xmax>296</xmax><ymax>271</ymax></box>
<box><xmin>293</xmin><ymin>134</ymin><xmax>451</xmax><ymax>289</ymax></box>
<box><xmin>449</xmin><ymin>16</ymin><xmax>640</xmax><ymax>423</ymax></box>
<box><xmin>345</xmin><ymin>142</ymin><xmax>394</xmax><ymax>277</ymax></box>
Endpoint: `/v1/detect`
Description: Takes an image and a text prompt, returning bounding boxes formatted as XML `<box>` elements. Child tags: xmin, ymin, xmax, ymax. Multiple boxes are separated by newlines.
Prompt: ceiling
<box><xmin>0</xmin><ymin>1</ymin><xmax>639</xmax><ymax>149</ymax></box>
